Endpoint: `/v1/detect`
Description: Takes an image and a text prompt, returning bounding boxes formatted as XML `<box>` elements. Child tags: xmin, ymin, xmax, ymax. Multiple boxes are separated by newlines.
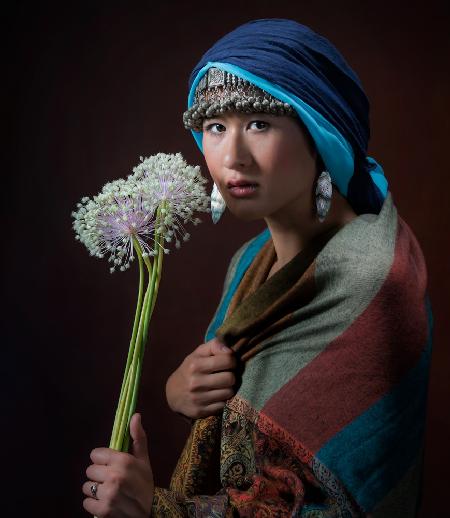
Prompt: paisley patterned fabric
<box><xmin>152</xmin><ymin>192</ymin><xmax>433</xmax><ymax>517</ymax></box>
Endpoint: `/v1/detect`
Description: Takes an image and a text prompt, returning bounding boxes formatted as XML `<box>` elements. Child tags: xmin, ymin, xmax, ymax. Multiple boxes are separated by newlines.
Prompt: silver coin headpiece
<box><xmin>183</xmin><ymin>68</ymin><xmax>297</xmax><ymax>131</ymax></box>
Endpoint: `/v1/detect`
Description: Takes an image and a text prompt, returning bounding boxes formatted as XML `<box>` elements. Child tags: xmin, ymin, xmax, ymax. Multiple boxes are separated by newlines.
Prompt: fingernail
<box><xmin>220</xmin><ymin>344</ymin><xmax>229</xmax><ymax>351</ymax></box>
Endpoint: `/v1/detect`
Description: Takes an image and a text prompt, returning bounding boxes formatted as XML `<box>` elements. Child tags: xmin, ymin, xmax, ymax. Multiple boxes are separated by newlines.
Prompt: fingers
<box><xmin>82</xmin><ymin>495</ymin><xmax>103</xmax><ymax>517</ymax></box>
<box><xmin>197</xmin><ymin>353</ymin><xmax>237</xmax><ymax>374</ymax></box>
<box><xmin>83</xmin><ymin>432</ymin><xmax>155</xmax><ymax>517</ymax></box>
<box><xmin>129</xmin><ymin>413</ymin><xmax>150</xmax><ymax>463</ymax></box>
<box><xmin>86</xmin><ymin>464</ymin><xmax>109</xmax><ymax>483</ymax></box>
<box><xmin>199</xmin><ymin>387</ymin><xmax>235</xmax><ymax>405</ymax></box>
<box><xmin>90</xmin><ymin>447</ymin><xmax>122</xmax><ymax>466</ymax></box>
<box><xmin>82</xmin><ymin>486</ymin><xmax>142</xmax><ymax>517</ymax></box>
<box><xmin>195</xmin><ymin>337</ymin><xmax>231</xmax><ymax>357</ymax></box>
<box><xmin>185</xmin><ymin>345</ymin><xmax>236</xmax><ymax>378</ymax></box>
<box><xmin>210</xmin><ymin>337</ymin><xmax>232</xmax><ymax>355</ymax></box>
<box><xmin>82</xmin><ymin>469</ymin><xmax>151</xmax><ymax>516</ymax></box>
<box><xmin>209</xmin><ymin>370</ymin><xmax>236</xmax><ymax>389</ymax></box>
<box><xmin>188</xmin><ymin>370</ymin><xmax>236</xmax><ymax>393</ymax></box>
<box><xmin>82</xmin><ymin>480</ymin><xmax>102</xmax><ymax>500</ymax></box>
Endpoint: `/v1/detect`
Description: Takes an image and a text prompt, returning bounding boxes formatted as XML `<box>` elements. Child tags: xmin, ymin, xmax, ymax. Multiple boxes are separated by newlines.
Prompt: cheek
<box><xmin>258</xmin><ymin>138</ymin><xmax>297</xmax><ymax>179</ymax></box>
<box><xmin>202</xmin><ymin>142</ymin><xmax>220</xmax><ymax>184</ymax></box>
<box><xmin>206</xmin><ymin>164</ymin><xmax>221</xmax><ymax>191</ymax></box>
<box><xmin>260</xmin><ymin>135</ymin><xmax>316</xmax><ymax>195</ymax></box>
<box><xmin>257</xmin><ymin>132</ymin><xmax>296</xmax><ymax>168</ymax></box>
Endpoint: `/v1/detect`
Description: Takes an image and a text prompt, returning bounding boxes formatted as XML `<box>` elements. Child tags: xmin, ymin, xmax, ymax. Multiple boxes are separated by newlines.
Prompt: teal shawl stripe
<box><xmin>205</xmin><ymin>229</ymin><xmax>270</xmax><ymax>342</ymax></box>
<box><xmin>315</xmin><ymin>295</ymin><xmax>433</xmax><ymax>514</ymax></box>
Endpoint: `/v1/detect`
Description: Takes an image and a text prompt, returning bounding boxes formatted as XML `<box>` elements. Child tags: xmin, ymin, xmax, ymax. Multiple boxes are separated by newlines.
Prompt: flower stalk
<box><xmin>72</xmin><ymin>153</ymin><xmax>209</xmax><ymax>454</ymax></box>
<box><xmin>109</xmin><ymin>204</ymin><xmax>166</xmax><ymax>452</ymax></box>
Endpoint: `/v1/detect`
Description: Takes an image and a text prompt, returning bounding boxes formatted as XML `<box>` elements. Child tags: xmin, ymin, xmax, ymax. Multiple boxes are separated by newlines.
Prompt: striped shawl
<box><xmin>152</xmin><ymin>192</ymin><xmax>433</xmax><ymax>517</ymax></box>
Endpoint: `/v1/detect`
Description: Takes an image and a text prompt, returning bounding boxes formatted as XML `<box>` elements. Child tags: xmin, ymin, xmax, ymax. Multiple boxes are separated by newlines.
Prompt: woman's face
<box><xmin>202</xmin><ymin>112</ymin><xmax>318</xmax><ymax>222</ymax></box>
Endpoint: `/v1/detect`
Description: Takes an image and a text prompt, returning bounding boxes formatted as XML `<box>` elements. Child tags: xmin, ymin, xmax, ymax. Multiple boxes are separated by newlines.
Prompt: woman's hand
<box><xmin>165</xmin><ymin>337</ymin><xmax>237</xmax><ymax>419</ymax></box>
<box><xmin>82</xmin><ymin>413</ymin><xmax>154</xmax><ymax>518</ymax></box>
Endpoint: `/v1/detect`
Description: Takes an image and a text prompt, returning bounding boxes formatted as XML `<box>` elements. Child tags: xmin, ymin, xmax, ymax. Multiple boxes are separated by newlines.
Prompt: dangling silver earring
<box><xmin>315</xmin><ymin>171</ymin><xmax>332</xmax><ymax>223</ymax></box>
<box><xmin>211</xmin><ymin>182</ymin><xmax>226</xmax><ymax>224</ymax></box>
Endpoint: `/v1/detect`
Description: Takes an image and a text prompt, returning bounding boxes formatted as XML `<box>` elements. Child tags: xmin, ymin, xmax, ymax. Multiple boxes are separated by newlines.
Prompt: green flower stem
<box><xmin>142</xmin><ymin>254</ymin><xmax>153</xmax><ymax>277</ymax></box>
<box><xmin>145</xmin><ymin>204</ymin><xmax>166</xmax><ymax>329</ymax></box>
<box><xmin>123</xmin><ymin>278</ymin><xmax>152</xmax><ymax>448</ymax></box>
<box><xmin>114</xmin><ymin>359</ymin><xmax>136</xmax><ymax>451</ymax></box>
<box><xmin>122</xmin><ymin>236</ymin><xmax>165</xmax><ymax>452</ymax></box>
<box><xmin>150</xmin><ymin>232</ymin><xmax>164</xmax><ymax>317</ymax></box>
<box><xmin>116</xmin><ymin>256</ymin><xmax>154</xmax><ymax>450</ymax></box>
<box><xmin>123</xmin><ymin>236</ymin><xmax>165</xmax><ymax>451</ymax></box>
<box><xmin>142</xmin><ymin>251</ymin><xmax>159</xmax><ymax>341</ymax></box>
<box><xmin>122</xmin><ymin>353</ymin><xmax>142</xmax><ymax>452</ymax></box>
<box><xmin>109</xmin><ymin>239</ymin><xmax>145</xmax><ymax>449</ymax></box>
<box><xmin>122</xmin><ymin>426</ymin><xmax>130</xmax><ymax>453</ymax></box>
<box><xmin>111</xmin><ymin>357</ymin><xmax>134</xmax><ymax>450</ymax></box>
<box><xmin>141</xmin><ymin>203</ymin><xmax>165</xmax><ymax>344</ymax></box>
<box><xmin>109</xmin><ymin>202</ymin><xmax>167</xmax><ymax>453</ymax></box>
<box><xmin>122</xmin><ymin>209</ymin><xmax>166</xmax><ymax>451</ymax></box>
<box><xmin>118</xmin><ymin>265</ymin><xmax>153</xmax><ymax>451</ymax></box>
<box><xmin>110</xmin><ymin>244</ymin><xmax>150</xmax><ymax>451</ymax></box>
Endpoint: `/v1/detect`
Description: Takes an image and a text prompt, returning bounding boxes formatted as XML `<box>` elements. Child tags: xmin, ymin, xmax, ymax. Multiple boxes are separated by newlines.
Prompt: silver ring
<box><xmin>90</xmin><ymin>482</ymin><xmax>98</xmax><ymax>499</ymax></box>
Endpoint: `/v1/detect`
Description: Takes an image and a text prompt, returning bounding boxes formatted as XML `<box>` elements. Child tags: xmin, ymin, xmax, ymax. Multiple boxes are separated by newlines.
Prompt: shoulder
<box><xmin>316</xmin><ymin>207</ymin><xmax>397</xmax><ymax>295</ymax></box>
<box><xmin>316</xmin><ymin>193</ymin><xmax>427</xmax><ymax>303</ymax></box>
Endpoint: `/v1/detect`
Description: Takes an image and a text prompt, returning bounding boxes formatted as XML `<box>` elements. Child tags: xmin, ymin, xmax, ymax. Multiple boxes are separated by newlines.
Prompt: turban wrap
<box><xmin>187</xmin><ymin>18</ymin><xmax>389</xmax><ymax>215</ymax></box>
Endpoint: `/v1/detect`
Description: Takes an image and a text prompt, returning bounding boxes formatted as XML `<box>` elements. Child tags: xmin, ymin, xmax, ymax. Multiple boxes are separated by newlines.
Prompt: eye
<box><xmin>204</xmin><ymin>122</ymin><xmax>226</xmax><ymax>134</ymax></box>
<box><xmin>249</xmin><ymin>120</ymin><xmax>269</xmax><ymax>131</ymax></box>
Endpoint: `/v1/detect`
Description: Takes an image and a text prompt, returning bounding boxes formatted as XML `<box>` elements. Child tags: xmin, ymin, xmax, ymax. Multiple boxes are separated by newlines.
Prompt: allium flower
<box><xmin>131</xmin><ymin>153</ymin><xmax>209</xmax><ymax>249</ymax></box>
<box><xmin>77</xmin><ymin>194</ymin><xmax>157</xmax><ymax>272</ymax></box>
<box><xmin>72</xmin><ymin>153</ymin><xmax>209</xmax><ymax>454</ymax></box>
<box><xmin>72</xmin><ymin>153</ymin><xmax>210</xmax><ymax>271</ymax></box>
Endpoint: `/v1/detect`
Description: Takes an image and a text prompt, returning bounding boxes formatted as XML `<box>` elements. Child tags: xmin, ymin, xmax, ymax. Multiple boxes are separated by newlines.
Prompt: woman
<box><xmin>82</xmin><ymin>19</ymin><xmax>433</xmax><ymax>517</ymax></box>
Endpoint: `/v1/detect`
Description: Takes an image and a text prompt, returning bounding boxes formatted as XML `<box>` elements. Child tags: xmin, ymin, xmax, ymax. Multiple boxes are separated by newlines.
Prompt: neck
<box><xmin>264</xmin><ymin>189</ymin><xmax>357</xmax><ymax>276</ymax></box>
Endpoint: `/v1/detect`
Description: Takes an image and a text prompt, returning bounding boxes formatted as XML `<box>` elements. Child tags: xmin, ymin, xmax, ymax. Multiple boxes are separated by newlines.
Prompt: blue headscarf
<box><xmin>187</xmin><ymin>18</ymin><xmax>388</xmax><ymax>215</ymax></box>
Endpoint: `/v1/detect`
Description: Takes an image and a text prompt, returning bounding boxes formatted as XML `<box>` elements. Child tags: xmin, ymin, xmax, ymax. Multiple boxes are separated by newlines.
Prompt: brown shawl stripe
<box><xmin>217</xmin><ymin>225</ymin><xmax>341</xmax><ymax>363</ymax></box>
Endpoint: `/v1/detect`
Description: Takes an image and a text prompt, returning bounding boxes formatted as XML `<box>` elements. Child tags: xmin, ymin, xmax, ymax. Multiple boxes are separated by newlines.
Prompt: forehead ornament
<box><xmin>183</xmin><ymin>67</ymin><xmax>297</xmax><ymax>131</ymax></box>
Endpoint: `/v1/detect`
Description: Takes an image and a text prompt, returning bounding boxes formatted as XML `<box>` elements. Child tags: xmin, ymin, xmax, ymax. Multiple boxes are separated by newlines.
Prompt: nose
<box><xmin>222</xmin><ymin>127</ymin><xmax>253</xmax><ymax>171</ymax></box>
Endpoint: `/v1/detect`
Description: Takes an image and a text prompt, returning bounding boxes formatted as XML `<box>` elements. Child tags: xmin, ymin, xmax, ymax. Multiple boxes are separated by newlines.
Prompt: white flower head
<box><xmin>73</xmin><ymin>190</ymin><xmax>156</xmax><ymax>273</ymax></box>
<box><xmin>131</xmin><ymin>153</ymin><xmax>209</xmax><ymax>249</ymax></box>
<box><xmin>73</xmin><ymin>153</ymin><xmax>209</xmax><ymax>272</ymax></box>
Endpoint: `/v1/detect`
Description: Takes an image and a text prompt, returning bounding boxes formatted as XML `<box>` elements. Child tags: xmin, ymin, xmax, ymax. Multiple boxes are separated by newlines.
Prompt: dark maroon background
<box><xmin>5</xmin><ymin>1</ymin><xmax>449</xmax><ymax>516</ymax></box>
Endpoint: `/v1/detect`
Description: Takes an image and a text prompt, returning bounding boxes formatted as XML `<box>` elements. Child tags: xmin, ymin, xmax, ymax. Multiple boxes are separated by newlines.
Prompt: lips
<box><xmin>227</xmin><ymin>179</ymin><xmax>258</xmax><ymax>188</ymax></box>
<box><xmin>226</xmin><ymin>179</ymin><xmax>258</xmax><ymax>198</ymax></box>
